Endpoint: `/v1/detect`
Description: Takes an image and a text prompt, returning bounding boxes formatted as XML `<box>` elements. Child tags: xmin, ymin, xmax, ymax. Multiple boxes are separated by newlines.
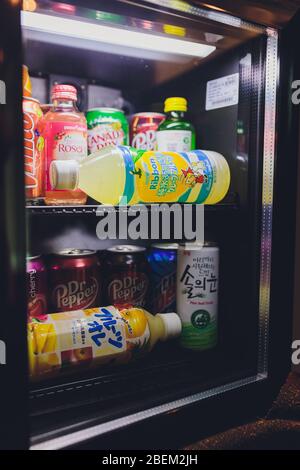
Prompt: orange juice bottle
<box><xmin>43</xmin><ymin>85</ymin><xmax>88</xmax><ymax>205</ymax></box>
<box><xmin>28</xmin><ymin>306</ymin><xmax>182</xmax><ymax>381</ymax></box>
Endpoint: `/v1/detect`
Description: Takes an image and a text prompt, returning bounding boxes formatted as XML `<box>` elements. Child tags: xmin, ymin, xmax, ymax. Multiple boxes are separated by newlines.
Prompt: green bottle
<box><xmin>156</xmin><ymin>97</ymin><xmax>196</xmax><ymax>152</ymax></box>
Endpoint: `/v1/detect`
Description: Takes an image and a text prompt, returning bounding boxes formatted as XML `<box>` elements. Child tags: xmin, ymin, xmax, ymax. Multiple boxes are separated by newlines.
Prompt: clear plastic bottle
<box><xmin>43</xmin><ymin>84</ymin><xmax>88</xmax><ymax>205</ymax></box>
<box><xmin>28</xmin><ymin>306</ymin><xmax>182</xmax><ymax>381</ymax></box>
<box><xmin>50</xmin><ymin>146</ymin><xmax>230</xmax><ymax>206</ymax></box>
<box><xmin>156</xmin><ymin>97</ymin><xmax>196</xmax><ymax>152</ymax></box>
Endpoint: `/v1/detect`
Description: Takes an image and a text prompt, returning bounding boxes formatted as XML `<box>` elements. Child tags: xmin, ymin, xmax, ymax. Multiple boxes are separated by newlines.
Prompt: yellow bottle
<box><xmin>28</xmin><ymin>306</ymin><xmax>182</xmax><ymax>381</ymax></box>
<box><xmin>50</xmin><ymin>146</ymin><xmax>230</xmax><ymax>205</ymax></box>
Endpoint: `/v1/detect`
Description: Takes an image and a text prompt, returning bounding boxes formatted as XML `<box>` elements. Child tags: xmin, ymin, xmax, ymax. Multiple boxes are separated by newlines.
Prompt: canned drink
<box><xmin>27</xmin><ymin>255</ymin><xmax>48</xmax><ymax>320</ymax></box>
<box><xmin>48</xmin><ymin>249</ymin><xmax>101</xmax><ymax>312</ymax></box>
<box><xmin>23</xmin><ymin>97</ymin><xmax>45</xmax><ymax>200</ymax></box>
<box><xmin>22</xmin><ymin>65</ymin><xmax>32</xmax><ymax>97</ymax></box>
<box><xmin>130</xmin><ymin>112</ymin><xmax>165</xmax><ymax>151</ymax></box>
<box><xmin>86</xmin><ymin>107</ymin><xmax>129</xmax><ymax>153</ymax></box>
<box><xmin>104</xmin><ymin>245</ymin><xmax>150</xmax><ymax>308</ymax></box>
<box><xmin>177</xmin><ymin>242</ymin><xmax>219</xmax><ymax>351</ymax></box>
<box><xmin>148</xmin><ymin>243</ymin><xmax>178</xmax><ymax>313</ymax></box>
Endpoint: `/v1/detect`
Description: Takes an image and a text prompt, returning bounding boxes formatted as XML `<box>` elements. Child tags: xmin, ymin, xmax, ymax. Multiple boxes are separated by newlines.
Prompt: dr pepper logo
<box><xmin>52</xmin><ymin>278</ymin><xmax>99</xmax><ymax>310</ymax></box>
<box><xmin>108</xmin><ymin>274</ymin><xmax>149</xmax><ymax>307</ymax></box>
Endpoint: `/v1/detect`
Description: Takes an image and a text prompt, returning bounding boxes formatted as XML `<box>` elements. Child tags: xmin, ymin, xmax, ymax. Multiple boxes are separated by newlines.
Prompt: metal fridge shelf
<box><xmin>26</xmin><ymin>202</ymin><xmax>240</xmax><ymax>216</ymax></box>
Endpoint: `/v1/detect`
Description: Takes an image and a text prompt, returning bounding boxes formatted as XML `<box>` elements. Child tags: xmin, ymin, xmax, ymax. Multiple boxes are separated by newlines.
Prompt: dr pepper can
<box><xmin>104</xmin><ymin>245</ymin><xmax>150</xmax><ymax>308</ymax></box>
<box><xmin>130</xmin><ymin>112</ymin><xmax>165</xmax><ymax>150</ymax></box>
<box><xmin>48</xmin><ymin>249</ymin><xmax>101</xmax><ymax>312</ymax></box>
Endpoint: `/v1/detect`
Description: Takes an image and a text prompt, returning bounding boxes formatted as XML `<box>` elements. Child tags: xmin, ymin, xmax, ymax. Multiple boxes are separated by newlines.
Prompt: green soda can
<box><xmin>86</xmin><ymin>107</ymin><xmax>129</xmax><ymax>154</ymax></box>
<box><xmin>177</xmin><ymin>242</ymin><xmax>219</xmax><ymax>351</ymax></box>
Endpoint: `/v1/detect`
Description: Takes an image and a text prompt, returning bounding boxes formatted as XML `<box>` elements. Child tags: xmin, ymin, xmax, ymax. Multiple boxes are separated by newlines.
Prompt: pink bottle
<box><xmin>43</xmin><ymin>84</ymin><xmax>87</xmax><ymax>205</ymax></box>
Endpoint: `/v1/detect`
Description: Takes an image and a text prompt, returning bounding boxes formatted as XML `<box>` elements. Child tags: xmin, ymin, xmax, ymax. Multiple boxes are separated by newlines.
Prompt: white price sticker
<box><xmin>206</xmin><ymin>73</ymin><xmax>239</xmax><ymax>111</ymax></box>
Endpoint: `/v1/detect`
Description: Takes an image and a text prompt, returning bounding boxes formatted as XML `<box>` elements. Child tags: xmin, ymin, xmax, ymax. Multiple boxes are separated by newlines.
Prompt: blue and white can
<box><xmin>148</xmin><ymin>243</ymin><xmax>178</xmax><ymax>313</ymax></box>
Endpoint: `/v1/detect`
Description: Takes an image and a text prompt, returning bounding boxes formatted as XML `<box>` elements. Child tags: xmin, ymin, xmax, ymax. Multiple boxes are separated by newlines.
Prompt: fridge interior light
<box><xmin>21</xmin><ymin>11</ymin><xmax>216</xmax><ymax>61</ymax></box>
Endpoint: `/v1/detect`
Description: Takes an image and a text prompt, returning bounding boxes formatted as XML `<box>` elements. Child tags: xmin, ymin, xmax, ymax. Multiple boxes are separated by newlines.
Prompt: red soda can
<box><xmin>27</xmin><ymin>255</ymin><xmax>48</xmax><ymax>320</ymax></box>
<box><xmin>130</xmin><ymin>112</ymin><xmax>165</xmax><ymax>151</ymax></box>
<box><xmin>48</xmin><ymin>249</ymin><xmax>101</xmax><ymax>312</ymax></box>
<box><xmin>23</xmin><ymin>97</ymin><xmax>45</xmax><ymax>200</ymax></box>
<box><xmin>104</xmin><ymin>245</ymin><xmax>150</xmax><ymax>308</ymax></box>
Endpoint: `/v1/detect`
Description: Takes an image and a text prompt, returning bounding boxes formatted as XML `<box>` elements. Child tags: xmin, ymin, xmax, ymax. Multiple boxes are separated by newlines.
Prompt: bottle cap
<box><xmin>157</xmin><ymin>313</ymin><xmax>182</xmax><ymax>341</ymax></box>
<box><xmin>50</xmin><ymin>160</ymin><xmax>79</xmax><ymax>190</ymax></box>
<box><xmin>52</xmin><ymin>84</ymin><xmax>77</xmax><ymax>101</ymax></box>
<box><xmin>164</xmin><ymin>97</ymin><xmax>187</xmax><ymax>113</ymax></box>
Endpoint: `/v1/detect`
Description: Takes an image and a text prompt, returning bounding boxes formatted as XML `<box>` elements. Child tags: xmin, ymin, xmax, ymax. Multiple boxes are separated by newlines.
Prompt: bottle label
<box><xmin>133</xmin><ymin>150</ymin><xmax>213</xmax><ymax>203</ymax></box>
<box><xmin>177</xmin><ymin>247</ymin><xmax>219</xmax><ymax>350</ymax></box>
<box><xmin>23</xmin><ymin>98</ymin><xmax>45</xmax><ymax>199</ymax></box>
<box><xmin>45</xmin><ymin>122</ymin><xmax>87</xmax><ymax>191</ymax></box>
<box><xmin>88</xmin><ymin>123</ymin><xmax>126</xmax><ymax>153</ymax></box>
<box><xmin>156</xmin><ymin>130</ymin><xmax>192</xmax><ymax>152</ymax></box>
<box><xmin>28</xmin><ymin>306</ymin><xmax>151</xmax><ymax>378</ymax></box>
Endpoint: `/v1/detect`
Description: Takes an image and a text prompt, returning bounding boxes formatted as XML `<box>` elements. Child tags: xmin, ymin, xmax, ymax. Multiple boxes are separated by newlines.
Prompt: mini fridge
<box><xmin>0</xmin><ymin>0</ymin><xmax>299</xmax><ymax>450</ymax></box>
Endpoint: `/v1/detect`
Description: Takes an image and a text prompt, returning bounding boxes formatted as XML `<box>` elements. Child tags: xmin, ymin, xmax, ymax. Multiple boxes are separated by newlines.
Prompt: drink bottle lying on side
<box><xmin>28</xmin><ymin>306</ymin><xmax>182</xmax><ymax>381</ymax></box>
<box><xmin>50</xmin><ymin>145</ymin><xmax>230</xmax><ymax>205</ymax></box>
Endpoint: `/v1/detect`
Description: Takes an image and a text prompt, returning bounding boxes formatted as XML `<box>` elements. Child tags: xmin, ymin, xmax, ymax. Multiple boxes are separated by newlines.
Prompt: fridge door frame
<box><xmin>0</xmin><ymin>1</ymin><xmax>28</xmax><ymax>450</ymax></box>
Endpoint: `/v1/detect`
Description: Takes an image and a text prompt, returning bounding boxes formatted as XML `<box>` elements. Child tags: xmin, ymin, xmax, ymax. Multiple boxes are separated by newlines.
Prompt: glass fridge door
<box><xmin>9</xmin><ymin>0</ymin><xmax>296</xmax><ymax>449</ymax></box>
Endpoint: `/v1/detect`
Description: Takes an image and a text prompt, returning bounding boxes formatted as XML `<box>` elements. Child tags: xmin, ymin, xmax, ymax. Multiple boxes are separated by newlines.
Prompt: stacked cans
<box><xmin>27</xmin><ymin>244</ymin><xmax>219</xmax><ymax>353</ymax></box>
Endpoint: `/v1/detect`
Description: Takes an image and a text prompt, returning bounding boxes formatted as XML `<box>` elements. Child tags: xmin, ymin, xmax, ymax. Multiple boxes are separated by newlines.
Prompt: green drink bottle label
<box><xmin>156</xmin><ymin>130</ymin><xmax>193</xmax><ymax>152</ymax></box>
<box><xmin>177</xmin><ymin>244</ymin><xmax>219</xmax><ymax>351</ymax></box>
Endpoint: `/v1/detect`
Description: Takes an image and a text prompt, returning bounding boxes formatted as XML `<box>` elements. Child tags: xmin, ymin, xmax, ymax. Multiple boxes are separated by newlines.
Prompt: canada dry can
<box><xmin>48</xmin><ymin>249</ymin><xmax>101</xmax><ymax>312</ymax></box>
<box><xmin>86</xmin><ymin>107</ymin><xmax>129</xmax><ymax>153</ymax></box>
<box><xmin>27</xmin><ymin>255</ymin><xmax>48</xmax><ymax>319</ymax></box>
<box><xmin>130</xmin><ymin>112</ymin><xmax>165</xmax><ymax>151</ymax></box>
<box><xmin>177</xmin><ymin>243</ymin><xmax>219</xmax><ymax>350</ymax></box>
<box><xmin>104</xmin><ymin>245</ymin><xmax>150</xmax><ymax>308</ymax></box>
<box><xmin>23</xmin><ymin>97</ymin><xmax>45</xmax><ymax>199</ymax></box>
<box><xmin>148</xmin><ymin>243</ymin><xmax>178</xmax><ymax>313</ymax></box>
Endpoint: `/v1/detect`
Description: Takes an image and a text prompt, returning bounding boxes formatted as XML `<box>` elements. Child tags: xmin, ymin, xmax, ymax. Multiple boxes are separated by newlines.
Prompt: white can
<box><xmin>177</xmin><ymin>242</ymin><xmax>219</xmax><ymax>350</ymax></box>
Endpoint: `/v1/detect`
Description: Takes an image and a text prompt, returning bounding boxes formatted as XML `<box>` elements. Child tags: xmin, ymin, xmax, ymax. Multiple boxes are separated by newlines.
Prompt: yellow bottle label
<box><xmin>133</xmin><ymin>150</ymin><xmax>213</xmax><ymax>203</ymax></box>
<box><xmin>28</xmin><ymin>306</ymin><xmax>151</xmax><ymax>380</ymax></box>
